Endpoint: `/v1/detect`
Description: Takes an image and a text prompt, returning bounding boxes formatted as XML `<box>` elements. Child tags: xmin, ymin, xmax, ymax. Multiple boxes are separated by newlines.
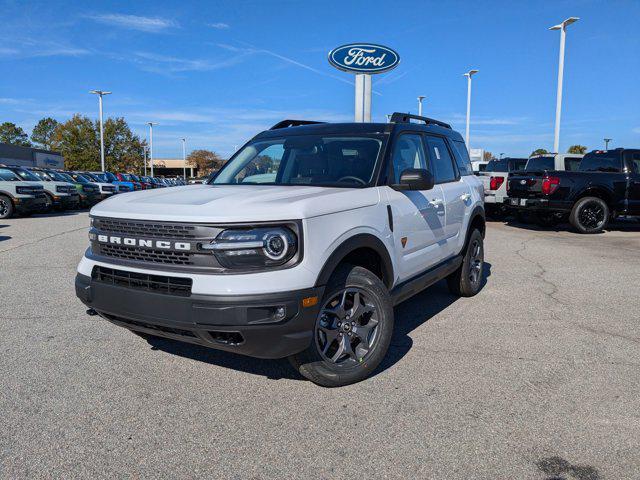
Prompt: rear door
<box><xmin>385</xmin><ymin>133</ymin><xmax>448</xmax><ymax>282</ymax></box>
<box><xmin>624</xmin><ymin>150</ymin><xmax>640</xmax><ymax>214</ymax></box>
<box><xmin>423</xmin><ymin>135</ymin><xmax>472</xmax><ymax>257</ymax></box>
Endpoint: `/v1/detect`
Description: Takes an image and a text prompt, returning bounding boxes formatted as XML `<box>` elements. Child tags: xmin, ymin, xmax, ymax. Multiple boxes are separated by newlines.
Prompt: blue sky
<box><xmin>0</xmin><ymin>0</ymin><xmax>638</xmax><ymax>159</ymax></box>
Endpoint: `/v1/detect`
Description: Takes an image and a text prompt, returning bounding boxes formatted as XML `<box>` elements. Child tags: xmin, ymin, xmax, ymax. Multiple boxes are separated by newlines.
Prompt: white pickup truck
<box><xmin>477</xmin><ymin>157</ymin><xmax>528</xmax><ymax>217</ymax></box>
<box><xmin>76</xmin><ymin>113</ymin><xmax>486</xmax><ymax>387</ymax></box>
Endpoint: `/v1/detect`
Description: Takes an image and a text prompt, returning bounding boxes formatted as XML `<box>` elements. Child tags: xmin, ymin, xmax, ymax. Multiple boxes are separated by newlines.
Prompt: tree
<box><xmin>531</xmin><ymin>148</ymin><xmax>549</xmax><ymax>156</ymax></box>
<box><xmin>567</xmin><ymin>145</ymin><xmax>587</xmax><ymax>154</ymax></box>
<box><xmin>186</xmin><ymin>149</ymin><xmax>225</xmax><ymax>175</ymax></box>
<box><xmin>483</xmin><ymin>151</ymin><xmax>494</xmax><ymax>161</ymax></box>
<box><xmin>31</xmin><ymin>117</ymin><xmax>59</xmax><ymax>150</ymax></box>
<box><xmin>0</xmin><ymin>122</ymin><xmax>31</xmax><ymax>146</ymax></box>
<box><xmin>51</xmin><ymin>114</ymin><xmax>144</xmax><ymax>171</ymax></box>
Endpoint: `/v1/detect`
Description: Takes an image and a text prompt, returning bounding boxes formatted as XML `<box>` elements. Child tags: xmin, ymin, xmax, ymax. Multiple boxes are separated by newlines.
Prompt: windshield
<box><xmin>71</xmin><ymin>173</ymin><xmax>91</xmax><ymax>183</ymax></box>
<box><xmin>102</xmin><ymin>172</ymin><xmax>117</xmax><ymax>182</ymax></box>
<box><xmin>45</xmin><ymin>170</ymin><xmax>69</xmax><ymax>182</ymax></box>
<box><xmin>83</xmin><ymin>172</ymin><xmax>99</xmax><ymax>181</ymax></box>
<box><xmin>0</xmin><ymin>168</ymin><xmax>21</xmax><ymax>181</ymax></box>
<box><xmin>57</xmin><ymin>172</ymin><xmax>76</xmax><ymax>183</ymax></box>
<box><xmin>526</xmin><ymin>156</ymin><xmax>554</xmax><ymax>171</ymax></box>
<box><xmin>13</xmin><ymin>168</ymin><xmax>43</xmax><ymax>182</ymax></box>
<box><xmin>211</xmin><ymin>135</ymin><xmax>383</xmax><ymax>187</ymax></box>
<box><xmin>485</xmin><ymin>159</ymin><xmax>507</xmax><ymax>172</ymax></box>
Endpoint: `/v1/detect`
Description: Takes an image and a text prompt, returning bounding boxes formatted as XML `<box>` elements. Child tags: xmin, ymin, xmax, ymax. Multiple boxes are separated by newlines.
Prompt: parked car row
<box><xmin>0</xmin><ymin>164</ymin><xmax>187</xmax><ymax>219</ymax></box>
<box><xmin>480</xmin><ymin>148</ymin><xmax>640</xmax><ymax>233</ymax></box>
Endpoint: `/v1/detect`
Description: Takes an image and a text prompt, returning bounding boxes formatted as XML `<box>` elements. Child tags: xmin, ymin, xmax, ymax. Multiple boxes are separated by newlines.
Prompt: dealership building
<box><xmin>150</xmin><ymin>158</ymin><xmax>199</xmax><ymax>177</ymax></box>
<box><xmin>0</xmin><ymin>143</ymin><xmax>64</xmax><ymax>169</ymax></box>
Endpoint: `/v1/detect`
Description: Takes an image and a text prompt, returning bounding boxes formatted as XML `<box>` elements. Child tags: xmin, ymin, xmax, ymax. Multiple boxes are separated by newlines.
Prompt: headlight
<box><xmin>203</xmin><ymin>226</ymin><xmax>298</xmax><ymax>269</ymax></box>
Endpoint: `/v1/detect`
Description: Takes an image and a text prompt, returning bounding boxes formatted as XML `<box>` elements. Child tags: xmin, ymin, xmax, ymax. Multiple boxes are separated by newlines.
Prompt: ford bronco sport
<box><xmin>76</xmin><ymin>113</ymin><xmax>486</xmax><ymax>387</ymax></box>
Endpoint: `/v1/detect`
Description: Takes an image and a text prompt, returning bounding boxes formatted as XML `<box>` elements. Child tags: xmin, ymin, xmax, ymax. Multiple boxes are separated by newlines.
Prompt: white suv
<box><xmin>76</xmin><ymin>113</ymin><xmax>486</xmax><ymax>386</ymax></box>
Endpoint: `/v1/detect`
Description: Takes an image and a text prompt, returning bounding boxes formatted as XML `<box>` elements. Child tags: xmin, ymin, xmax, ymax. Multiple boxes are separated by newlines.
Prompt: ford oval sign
<box><xmin>328</xmin><ymin>43</ymin><xmax>400</xmax><ymax>74</ymax></box>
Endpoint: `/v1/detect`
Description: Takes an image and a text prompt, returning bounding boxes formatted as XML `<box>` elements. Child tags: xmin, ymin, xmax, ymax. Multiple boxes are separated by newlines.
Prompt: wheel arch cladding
<box><xmin>314</xmin><ymin>234</ymin><xmax>394</xmax><ymax>289</ymax></box>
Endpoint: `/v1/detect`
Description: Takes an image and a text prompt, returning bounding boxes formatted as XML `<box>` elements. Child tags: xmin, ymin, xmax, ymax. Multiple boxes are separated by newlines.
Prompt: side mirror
<box><xmin>392</xmin><ymin>168</ymin><xmax>435</xmax><ymax>191</ymax></box>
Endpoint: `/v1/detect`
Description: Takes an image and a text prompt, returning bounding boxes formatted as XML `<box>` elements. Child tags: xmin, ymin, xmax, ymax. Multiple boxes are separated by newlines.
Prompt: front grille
<box><xmin>93</xmin><ymin>217</ymin><xmax>197</xmax><ymax>239</ymax></box>
<box><xmin>103</xmin><ymin>185</ymin><xmax>116</xmax><ymax>192</ymax></box>
<box><xmin>92</xmin><ymin>266</ymin><xmax>192</xmax><ymax>296</ymax></box>
<box><xmin>100</xmin><ymin>244</ymin><xmax>193</xmax><ymax>265</ymax></box>
<box><xmin>104</xmin><ymin>314</ymin><xmax>196</xmax><ymax>338</ymax></box>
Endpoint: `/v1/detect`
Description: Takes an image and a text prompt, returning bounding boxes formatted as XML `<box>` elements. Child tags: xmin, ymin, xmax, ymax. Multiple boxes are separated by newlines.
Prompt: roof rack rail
<box><xmin>270</xmin><ymin>119</ymin><xmax>325</xmax><ymax>130</ymax></box>
<box><xmin>389</xmin><ymin>112</ymin><xmax>451</xmax><ymax>129</ymax></box>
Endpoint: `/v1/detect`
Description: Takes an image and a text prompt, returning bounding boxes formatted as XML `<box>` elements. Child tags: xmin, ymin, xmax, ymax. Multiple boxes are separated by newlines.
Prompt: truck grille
<box><xmin>92</xmin><ymin>266</ymin><xmax>192</xmax><ymax>296</ymax></box>
<box><xmin>100</xmin><ymin>244</ymin><xmax>193</xmax><ymax>265</ymax></box>
<box><xmin>93</xmin><ymin>217</ymin><xmax>197</xmax><ymax>239</ymax></box>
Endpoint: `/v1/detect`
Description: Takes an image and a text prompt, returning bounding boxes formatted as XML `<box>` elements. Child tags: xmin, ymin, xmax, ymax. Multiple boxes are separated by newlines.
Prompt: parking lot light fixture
<box><xmin>89</xmin><ymin>90</ymin><xmax>111</xmax><ymax>172</ymax></box>
<box><xmin>182</xmin><ymin>138</ymin><xmax>187</xmax><ymax>180</ymax></box>
<box><xmin>417</xmin><ymin>96</ymin><xmax>426</xmax><ymax>117</ymax></box>
<box><xmin>463</xmin><ymin>70</ymin><xmax>478</xmax><ymax>150</ymax></box>
<box><xmin>549</xmin><ymin>17</ymin><xmax>579</xmax><ymax>154</ymax></box>
<box><xmin>147</xmin><ymin>122</ymin><xmax>157</xmax><ymax>177</ymax></box>
<box><xmin>604</xmin><ymin>138</ymin><xmax>612</xmax><ymax>150</ymax></box>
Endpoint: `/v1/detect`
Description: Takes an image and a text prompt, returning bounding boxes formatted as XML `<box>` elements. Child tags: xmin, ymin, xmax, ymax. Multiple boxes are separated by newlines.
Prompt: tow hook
<box><xmin>86</xmin><ymin>308</ymin><xmax>98</xmax><ymax>316</ymax></box>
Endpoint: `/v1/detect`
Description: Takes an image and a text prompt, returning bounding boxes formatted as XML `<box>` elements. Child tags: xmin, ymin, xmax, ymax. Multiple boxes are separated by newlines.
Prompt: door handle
<box><xmin>460</xmin><ymin>193</ymin><xmax>471</xmax><ymax>201</ymax></box>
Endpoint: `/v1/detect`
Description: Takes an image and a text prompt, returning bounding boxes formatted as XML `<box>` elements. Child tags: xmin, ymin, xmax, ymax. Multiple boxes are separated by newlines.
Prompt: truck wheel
<box><xmin>0</xmin><ymin>195</ymin><xmax>14</xmax><ymax>219</ymax></box>
<box><xmin>569</xmin><ymin>197</ymin><xmax>609</xmax><ymax>234</ymax></box>
<box><xmin>288</xmin><ymin>264</ymin><xmax>394</xmax><ymax>387</ymax></box>
<box><xmin>447</xmin><ymin>229</ymin><xmax>484</xmax><ymax>297</ymax></box>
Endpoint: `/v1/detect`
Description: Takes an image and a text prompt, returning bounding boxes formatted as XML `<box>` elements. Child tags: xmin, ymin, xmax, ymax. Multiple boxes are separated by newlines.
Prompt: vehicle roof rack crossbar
<box><xmin>269</xmin><ymin>119</ymin><xmax>326</xmax><ymax>130</ymax></box>
<box><xmin>389</xmin><ymin>112</ymin><xmax>451</xmax><ymax>129</ymax></box>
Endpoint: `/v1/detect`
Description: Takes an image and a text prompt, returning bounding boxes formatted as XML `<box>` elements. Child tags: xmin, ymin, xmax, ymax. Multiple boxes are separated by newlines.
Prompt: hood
<box><xmin>91</xmin><ymin>184</ymin><xmax>380</xmax><ymax>222</ymax></box>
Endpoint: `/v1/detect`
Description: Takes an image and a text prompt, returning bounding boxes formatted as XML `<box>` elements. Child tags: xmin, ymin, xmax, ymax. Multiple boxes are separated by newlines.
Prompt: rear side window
<box><xmin>580</xmin><ymin>153</ymin><xmax>622</xmax><ymax>173</ymax></box>
<box><xmin>625</xmin><ymin>152</ymin><xmax>640</xmax><ymax>173</ymax></box>
<box><xmin>526</xmin><ymin>156</ymin><xmax>554</xmax><ymax>171</ymax></box>
<box><xmin>451</xmin><ymin>140</ymin><xmax>474</xmax><ymax>176</ymax></box>
<box><xmin>564</xmin><ymin>158</ymin><xmax>582</xmax><ymax>171</ymax></box>
<box><xmin>425</xmin><ymin>136</ymin><xmax>457</xmax><ymax>183</ymax></box>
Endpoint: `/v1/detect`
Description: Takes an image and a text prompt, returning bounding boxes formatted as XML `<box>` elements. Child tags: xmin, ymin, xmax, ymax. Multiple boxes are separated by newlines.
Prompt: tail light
<box><xmin>541</xmin><ymin>176</ymin><xmax>560</xmax><ymax>195</ymax></box>
<box><xmin>489</xmin><ymin>176</ymin><xmax>504</xmax><ymax>190</ymax></box>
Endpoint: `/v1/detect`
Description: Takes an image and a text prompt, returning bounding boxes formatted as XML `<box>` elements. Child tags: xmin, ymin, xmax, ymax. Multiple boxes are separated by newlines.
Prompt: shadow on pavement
<box><xmin>147</xmin><ymin>262</ymin><xmax>493</xmax><ymax>383</ymax></box>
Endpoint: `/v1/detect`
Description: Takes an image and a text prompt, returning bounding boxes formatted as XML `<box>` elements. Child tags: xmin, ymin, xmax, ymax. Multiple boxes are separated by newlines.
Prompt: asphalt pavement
<box><xmin>1</xmin><ymin>212</ymin><xmax>639</xmax><ymax>479</ymax></box>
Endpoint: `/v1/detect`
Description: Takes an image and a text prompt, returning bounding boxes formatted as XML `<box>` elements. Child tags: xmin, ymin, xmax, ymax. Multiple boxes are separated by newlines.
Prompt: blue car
<box><xmin>91</xmin><ymin>171</ymin><xmax>135</xmax><ymax>193</ymax></box>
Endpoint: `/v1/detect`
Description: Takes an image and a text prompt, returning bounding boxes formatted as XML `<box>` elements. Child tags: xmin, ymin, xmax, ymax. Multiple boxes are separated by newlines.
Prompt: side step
<box><xmin>390</xmin><ymin>256</ymin><xmax>462</xmax><ymax>306</ymax></box>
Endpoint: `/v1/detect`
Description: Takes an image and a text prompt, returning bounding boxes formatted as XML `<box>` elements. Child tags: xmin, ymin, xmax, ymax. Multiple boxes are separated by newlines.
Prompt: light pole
<box><xmin>549</xmin><ymin>17</ymin><xmax>579</xmax><ymax>154</ymax></box>
<box><xmin>181</xmin><ymin>138</ymin><xmax>187</xmax><ymax>180</ymax></box>
<box><xmin>604</xmin><ymin>138</ymin><xmax>612</xmax><ymax>150</ymax></box>
<box><xmin>463</xmin><ymin>70</ymin><xmax>479</xmax><ymax>150</ymax></box>
<box><xmin>147</xmin><ymin>122</ymin><xmax>157</xmax><ymax>177</ymax></box>
<box><xmin>90</xmin><ymin>90</ymin><xmax>111</xmax><ymax>171</ymax></box>
<box><xmin>143</xmin><ymin>146</ymin><xmax>148</xmax><ymax>176</ymax></box>
<box><xmin>417</xmin><ymin>96</ymin><xmax>426</xmax><ymax>117</ymax></box>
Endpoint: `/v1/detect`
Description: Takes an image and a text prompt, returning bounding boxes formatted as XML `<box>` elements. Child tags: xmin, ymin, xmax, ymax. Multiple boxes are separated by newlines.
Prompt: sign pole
<box><xmin>355</xmin><ymin>74</ymin><xmax>364</xmax><ymax>122</ymax></box>
<box><xmin>363</xmin><ymin>74</ymin><xmax>372</xmax><ymax>122</ymax></box>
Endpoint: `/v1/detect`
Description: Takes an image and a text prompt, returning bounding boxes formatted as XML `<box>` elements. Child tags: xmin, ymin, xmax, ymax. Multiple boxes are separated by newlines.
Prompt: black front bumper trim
<box><xmin>76</xmin><ymin>273</ymin><xmax>324</xmax><ymax>359</ymax></box>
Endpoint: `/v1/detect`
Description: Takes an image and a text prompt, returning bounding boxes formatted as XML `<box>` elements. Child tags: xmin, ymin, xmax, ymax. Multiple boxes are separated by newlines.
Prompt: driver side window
<box><xmin>391</xmin><ymin>134</ymin><xmax>428</xmax><ymax>183</ymax></box>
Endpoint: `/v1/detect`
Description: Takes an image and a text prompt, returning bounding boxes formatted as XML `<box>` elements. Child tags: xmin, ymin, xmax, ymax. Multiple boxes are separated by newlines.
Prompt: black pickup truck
<box><xmin>505</xmin><ymin>148</ymin><xmax>640</xmax><ymax>233</ymax></box>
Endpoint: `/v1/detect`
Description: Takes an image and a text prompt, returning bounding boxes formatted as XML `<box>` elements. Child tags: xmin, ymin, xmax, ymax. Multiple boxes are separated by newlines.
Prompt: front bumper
<box><xmin>75</xmin><ymin>272</ymin><xmax>324</xmax><ymax>359</ymax></box>
<box><xmin>14</xmin><ymin>195</ymin><xmax>48</xmax><ymax>214</ymax></box>
<box><xmin>59</xmin><ymin>193</ymin><xmax>80</xmax><ymax>209</ymax></box>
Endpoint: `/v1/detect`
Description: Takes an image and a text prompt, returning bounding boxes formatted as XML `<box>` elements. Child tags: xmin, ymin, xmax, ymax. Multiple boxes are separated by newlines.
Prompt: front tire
<box><xmin>447</xmin><ymin>229</ymin><xmax>484</xmax><ymax>297</ymax></box>
<box><xmin>288</xmin><ymin>265</ymin><xmax>394</xmax><ymax>387</ymax></box>
<box><xmin>569</xmin><ymin>196</ymin><xmax>609</xmax><ymax>233</ymax></box>
<box><xmin>0</xmin><ymin>195</ymin><xmax>14</xmax><ymax>219</ymax></box>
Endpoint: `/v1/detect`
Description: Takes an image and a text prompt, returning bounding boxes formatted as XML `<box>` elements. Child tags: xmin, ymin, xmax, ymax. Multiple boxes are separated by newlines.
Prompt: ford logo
<box><xmin>328</xmin><ymin>43</ymin><xmax>400</xmax><ymax>74</ymax></box>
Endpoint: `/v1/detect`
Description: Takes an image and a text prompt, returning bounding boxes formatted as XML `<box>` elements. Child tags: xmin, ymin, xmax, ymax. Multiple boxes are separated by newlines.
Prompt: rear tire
<box><xmin>0</xmin><ymin>195</ymin><xmax>14</xmax><ymax>219</ymax></box>
<box><xmin>569</xmin><ymin>196</ymin><xmax>609</xmax><ymax>233</ymax></box>
<box><xmin>288</xmin><ymin>264</ymin><xmax>394</xmax><ymax>387</ymax></box>
<box><xmin>447</xmin><ymin>229</ymin><xmax>484</xmax><ymax>297</ymax></box>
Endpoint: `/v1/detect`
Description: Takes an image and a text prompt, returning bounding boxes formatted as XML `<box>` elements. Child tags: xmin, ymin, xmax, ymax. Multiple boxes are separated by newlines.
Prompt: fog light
<box><xmin>273</xmin><ymin>306</ymin><xmax>286</xmax><ymax>321</ymax></box>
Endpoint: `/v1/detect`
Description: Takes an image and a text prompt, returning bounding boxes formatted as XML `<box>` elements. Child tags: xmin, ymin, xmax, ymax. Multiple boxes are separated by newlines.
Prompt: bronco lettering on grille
<box><xmin>96</xmin><ymin>234</ymin><xmax>192</xmax><ymax>251</ymax></box>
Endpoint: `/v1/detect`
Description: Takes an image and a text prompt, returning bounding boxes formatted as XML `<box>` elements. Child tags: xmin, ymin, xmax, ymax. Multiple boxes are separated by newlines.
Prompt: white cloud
<box><xmin>0</xmin><ymin>37</ymin><xmax>89</xmax><ymax>58</ymax></box>
<box><xmin>633</xmin><ymin>127</ymin><xmax>640</xmax><ymax>134</ymax></box>
<box><xmin>86</xmin><ymin>14</ymin><xmax>179</xmax><ymax>32</ymax></box>
<box><xmin>208</xmin><ymin>22</ymin><xmax>230</xmax><ymax>29</ymax></box>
